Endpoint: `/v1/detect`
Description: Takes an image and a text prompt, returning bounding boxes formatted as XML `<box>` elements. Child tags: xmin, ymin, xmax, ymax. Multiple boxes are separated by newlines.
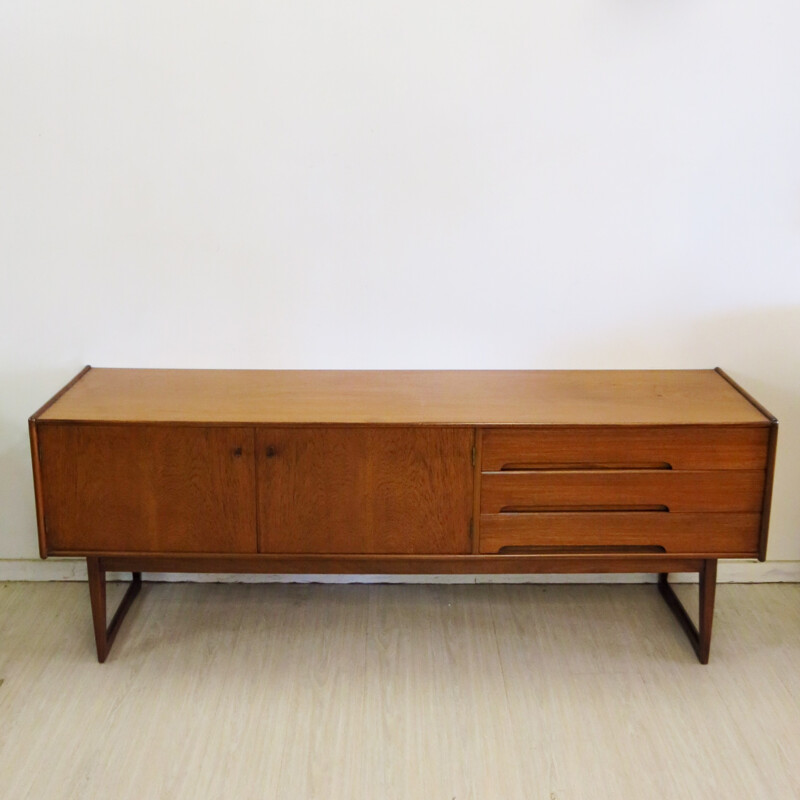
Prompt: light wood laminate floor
<box><xmin>1</xmin><ymin>581</ymin><xmax>799</xmax><ymax>799</ymax></box>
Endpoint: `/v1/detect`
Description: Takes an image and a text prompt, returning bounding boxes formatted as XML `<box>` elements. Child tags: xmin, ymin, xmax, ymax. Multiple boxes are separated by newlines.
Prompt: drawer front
<box><xmin>481</xmin><ymin>426</ymin><xmax>769</xmax><ymax>471</ymax></box>
<box><xmin>481</xmin><ymin>470</ymin><xmax>765</xmax><ymax>514</ymax></box>
<box><xmin>479</xmin><ymin>513</ymin><xmax>761</xmax><ymax>556</ymax></box>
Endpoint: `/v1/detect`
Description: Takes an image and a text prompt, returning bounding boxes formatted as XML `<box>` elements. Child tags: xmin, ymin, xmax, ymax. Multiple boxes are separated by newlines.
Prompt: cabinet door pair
<box><xmin>38</xmin><ymin>426</ymin><xmax>474</xmax><ymax>556</ymax></box>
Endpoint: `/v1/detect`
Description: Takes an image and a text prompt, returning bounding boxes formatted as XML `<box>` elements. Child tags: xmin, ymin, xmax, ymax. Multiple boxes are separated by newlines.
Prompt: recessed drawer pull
<box><xmin>498</xmin><ymin>545</ymin><xmax>668</xmax><ymax>555</ymax></box>
<box><xmin>498</xmin><ymin>504</ymin><xmax>670</xmax><ymax>514</ymax></box>
<box><xmin>499</xmin><ymin>462</ymin><xmax>673</xmax><ymax>472</ymax></box>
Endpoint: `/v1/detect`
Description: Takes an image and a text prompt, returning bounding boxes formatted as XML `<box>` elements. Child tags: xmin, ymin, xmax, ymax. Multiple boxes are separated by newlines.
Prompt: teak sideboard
<box><xmin>29</xmin><ymin>367</ymin><xmax>778</xmax><ymax>663</ymax></box>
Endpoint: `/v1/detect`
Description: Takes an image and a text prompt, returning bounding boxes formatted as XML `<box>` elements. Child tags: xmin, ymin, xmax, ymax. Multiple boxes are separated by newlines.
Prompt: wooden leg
<box><xmin>86</xmin><ymin>557</ymin><xmax>142</xmax><ymax>663</ymax></box>
<box><xmin>697</xmin><ymin>559</ymin><xmax>718</xmax><ymax>664</ymax></box>
<box><xmin>657</xmin><ymin>559</ymin><xmax>718</xmax><ymax>664</ymax></box>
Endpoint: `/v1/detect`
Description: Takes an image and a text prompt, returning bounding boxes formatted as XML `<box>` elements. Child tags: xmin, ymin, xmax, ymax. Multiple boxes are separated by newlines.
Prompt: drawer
<box><xmin>480</xmin><ymin>470</ymin><xmax>765</xmax><ymax>513</ymax></box>
<box><xmin>481</xmin><ymin>426</ymin><xmax>769</xmax><ymax>471</ymax></box>
<box><xmin>479</xmin><ymin>512</ymin><xmax>761</xmax><ymax>556</ymax></box>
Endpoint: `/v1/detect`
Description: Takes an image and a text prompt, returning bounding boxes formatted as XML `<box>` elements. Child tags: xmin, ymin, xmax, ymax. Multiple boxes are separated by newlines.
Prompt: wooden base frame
<box><xmin>86</xmin><ymin>557</ymin><xmax>142</xmax><ymax>663</ymax></box>
<box><xmin>658</xmin><ymin>559</ymin><xmax>718</xmax><ymax>665</ymax></box>
<box><xmin>84</xmin><ymin>554</ymin><xmax>718</xmax><ymax>664</ymax></box>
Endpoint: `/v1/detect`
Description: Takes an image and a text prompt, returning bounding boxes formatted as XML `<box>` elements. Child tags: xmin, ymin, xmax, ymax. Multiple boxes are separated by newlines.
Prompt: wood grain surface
<box><xmin>479</xmin><ymin>512</ymin><xmax>761</xmax><ymax>555</ymax></box>
<box><xmin>480</xmin><ymin>470</ymin><xmax>766</xmax><ymax>513</ymax></box>
<box><xmin>97</xmin><ymin>553</ymin><xmax>705</xmax><ymax>575</ymax></box>
<box><xmin>481</xmin><ymin>426</ymin><xmax>770</xmax><ymax>470</ymax></box>
<box><xmin>256</xmin><ymin>427</ymin><xmax>473</xmax><ymax>554</ymax></box>
<box><xmin>37</xmin><ymin>425</ymin><xmax>257</xmax><ymax>553</ymax></box>
<box><xmin>36</xmin><ymin>368</ymin><xmax>770</xmax><ymax>425</ymax></box>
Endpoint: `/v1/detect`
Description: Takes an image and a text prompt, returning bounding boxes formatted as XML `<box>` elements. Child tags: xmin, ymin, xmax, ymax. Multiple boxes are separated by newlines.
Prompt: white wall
<box><xmin>2</xmin><ymin>0</ymin><xmax>799</xmax><ymax>574</ymax></box>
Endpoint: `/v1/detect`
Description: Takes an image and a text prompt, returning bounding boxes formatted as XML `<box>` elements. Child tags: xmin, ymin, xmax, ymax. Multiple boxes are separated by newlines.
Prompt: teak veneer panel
<box><xmin>480</xmin><ymin>470</ymin><xmax>766</xmax><ymax>513</ymax></box>
<box><xmin>479</xmin><ymin>513</ymin><xmax>761</xmax><ymax>556</ymax></box>
<box><xmin>481</xmin><ymin>426</ymin><xmax>770</xmax><ymax>471</ymax></box>
<box><xmin>256</xmin><ymin>428</ymin><xmax>473</xmax><ymax>554</ymax></box>
<box><xmin>37</xmin><ymin>425</ymin><xmax>257</xmax><ymax>554</ymax></box>
<box><xmin>37</xmin><ymin>368</ymin><xmax>767</xmax><ymax>426</ymax></box>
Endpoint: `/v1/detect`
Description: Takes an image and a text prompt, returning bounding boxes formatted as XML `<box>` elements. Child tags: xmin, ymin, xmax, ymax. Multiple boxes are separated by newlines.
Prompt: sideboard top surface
<box><xmin>35</xmin><ymin>368</ymin><xmax>769</xmax><ymax>426</ymax></box>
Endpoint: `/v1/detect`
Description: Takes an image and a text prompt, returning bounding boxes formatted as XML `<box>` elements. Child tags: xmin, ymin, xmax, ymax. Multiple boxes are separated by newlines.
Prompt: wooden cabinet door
<box><xmin>256</xmin><ymin>428</ymin><xmax>473</xmax><ymax>554</ymax></box>
<box><xmin>38</xmin><ymin>425</ymin><xmax>257</xmax><ymax>554</ymax></box>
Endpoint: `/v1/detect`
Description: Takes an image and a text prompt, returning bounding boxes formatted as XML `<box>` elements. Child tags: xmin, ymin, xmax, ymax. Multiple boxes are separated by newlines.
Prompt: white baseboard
<box><xmin>1</xmin><ymin>558</ymin><xmax>799</xmax><ymax>584</ymax></box>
